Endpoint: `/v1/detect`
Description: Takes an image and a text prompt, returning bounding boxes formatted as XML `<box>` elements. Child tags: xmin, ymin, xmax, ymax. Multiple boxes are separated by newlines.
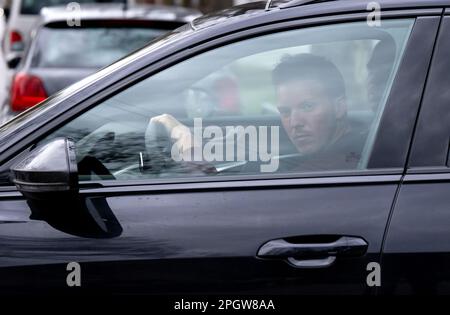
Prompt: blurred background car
<box><xmin>0</xmin><ymin>0</ymin><xmax>10</xmax><ymax>18</ymax></box>
<box><xmin>3</xmin><ymin>0</ymin><xmax>135</xmax><ymax>59</ymax></box>
<box><xmin>2</xmin><ymin>3</ymin><xmax>200</xmax><ymax>117</ymax></box>
<box><xmin>0</xmin><ymin>0</ymin><xmax>253</xmax><ymax>124</ymax></box>
<box><xmin>0</xmin><ymin>6</ymin><xmax>7</xmax><ymax>114</ymax></box>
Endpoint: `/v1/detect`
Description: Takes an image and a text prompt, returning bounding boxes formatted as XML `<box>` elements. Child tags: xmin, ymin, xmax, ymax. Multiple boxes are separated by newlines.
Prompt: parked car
<box><xmin>0</xmin><ymin>8</ymin><xmax>7</xmax><ymax>120</ymax></box>
<box><xmin>3</xmin><ymin>0</ymin><xmax>137</xmax><ymax>59</ymax></box>
<box><xmin>0</xmin><ymin>0</ymin><xmax>449</xmax><ymax>295</ymax></box>
<box><xmin>3</xmin><ymin>3</ymin><xmax>200</xmax><ymax>116</ymax></box>
<box><xmin>0</xmin><ymin>0</ymin><xmax>9</xmax><ymax>18</ymax></box>
<box><xmin>0</xmin><ymin>0</ymin><xmax>9</xmax><ymax>13</ymax></box>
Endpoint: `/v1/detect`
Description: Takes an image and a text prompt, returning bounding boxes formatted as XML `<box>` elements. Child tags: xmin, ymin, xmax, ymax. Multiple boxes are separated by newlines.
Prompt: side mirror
<box><xmin>12</xmin><ymin>138</ymin><xmax>78</xmax><ymax>199</ymax></box>
<box><xmin>11</xmin><ymin>138</ymin><xmax>122</xmax><ymax>238</ymax></box>
<box><xmin>7</xmin><ymin>55</ymin><xmax>21</xmax><ymax>69</ymax></box>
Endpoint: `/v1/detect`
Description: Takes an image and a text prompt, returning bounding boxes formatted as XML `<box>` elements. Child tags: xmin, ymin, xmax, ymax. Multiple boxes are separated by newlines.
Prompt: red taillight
<box><xmin>10</xmin><ymin>73</ymin><xmax>48</xmax><ymax>112</ymax></box>
<box><xmin>10</xmin><ymin>30</ymin><xmax>23</xmax><ymax>49</ymax></box>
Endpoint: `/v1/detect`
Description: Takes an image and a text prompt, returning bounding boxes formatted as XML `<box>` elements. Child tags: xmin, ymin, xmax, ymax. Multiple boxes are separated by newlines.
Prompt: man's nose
<box><xmin>289</xmin><ymin>108</ymin><xmax>306</xmax><ymax>128</ymax></box>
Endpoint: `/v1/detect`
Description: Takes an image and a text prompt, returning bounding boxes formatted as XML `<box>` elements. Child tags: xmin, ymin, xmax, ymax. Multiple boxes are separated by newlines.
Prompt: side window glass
<box><xmin>45</xmin><ymin>20</ymin><xmax>413</xmax><ymax>182</ymax></box>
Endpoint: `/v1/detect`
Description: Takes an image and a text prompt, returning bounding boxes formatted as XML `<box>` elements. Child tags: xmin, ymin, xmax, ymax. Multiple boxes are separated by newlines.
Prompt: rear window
<box><xmin>31</xmin><ymin>26</ymin><xmax>168</xmax><ymax>68</ymax></box>
<box><xmin>21</xmin><ymin>0</ymin><xmax>124</xmax><ymax>15</ymax></box>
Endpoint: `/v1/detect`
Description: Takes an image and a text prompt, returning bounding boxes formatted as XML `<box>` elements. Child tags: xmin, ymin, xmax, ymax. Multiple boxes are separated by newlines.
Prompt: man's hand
<box><xmin>149</xmin><ymin>114</ymin><xmax>217</xmax><ymax>174</ymax></box>
<box><xmin>150</xmin><ymin>114</ymin><xmax>185</xmax><ymax>134</ymax></box>
<box><xmin>150</xmin><ymin>114</ymin><xmax>197</xmax><ymax>160</ymax></box>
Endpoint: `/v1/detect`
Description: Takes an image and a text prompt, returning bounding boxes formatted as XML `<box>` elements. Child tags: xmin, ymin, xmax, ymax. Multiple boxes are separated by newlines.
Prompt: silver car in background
<box><xmin>1</xmin><ymin>3</ymin><xmax>200</xmax><ymax>119</ymax></box>
<box><xmin>0</xmin><ymin>7</ymin><xmax>7</xmax><ymax>114</ymax></box>
<box><xmin>3</xmin><ymin>0</ymin><xmax>136</xmax><ymax>59</ymax></box>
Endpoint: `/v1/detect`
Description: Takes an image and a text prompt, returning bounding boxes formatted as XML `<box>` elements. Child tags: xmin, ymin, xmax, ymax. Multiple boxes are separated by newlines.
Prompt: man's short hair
<box><xmin>273</xmin><ymin>53</ymin><xmax>346</xmax><ymax>99</ymax></box>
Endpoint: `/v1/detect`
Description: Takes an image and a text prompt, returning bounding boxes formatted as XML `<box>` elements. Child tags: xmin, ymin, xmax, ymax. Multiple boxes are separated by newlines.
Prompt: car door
<box><xmin>382</xmin><ymin>12</ymin><xmax>450</xmax><ymax>295</ymax></box>
<box><xmin>0</xmin><ymin>12</ymin><xmax>439</xmax><ymax>295</ymax></box>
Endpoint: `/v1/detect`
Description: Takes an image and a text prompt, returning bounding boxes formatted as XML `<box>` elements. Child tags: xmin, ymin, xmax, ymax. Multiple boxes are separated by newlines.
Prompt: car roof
<box><xmin>40</xmin><ymin>3</ymin><xmax>201</xmax><ymax>25</ymax></box>
<box><xmin>191</xmin><ymin>0</ymin><xmax>450</xmax><ymax>30</ymax></box>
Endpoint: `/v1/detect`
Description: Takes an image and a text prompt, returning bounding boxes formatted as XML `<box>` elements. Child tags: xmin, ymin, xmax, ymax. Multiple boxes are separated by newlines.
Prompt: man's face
<box><xmin>277</xmin><ymin>80</ymin><xmax>340</xmax><ymax>156</ymax></box>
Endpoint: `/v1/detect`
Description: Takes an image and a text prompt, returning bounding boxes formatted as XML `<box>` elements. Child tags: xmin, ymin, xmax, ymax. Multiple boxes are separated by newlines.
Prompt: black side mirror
<box><xmin>12</xmin><ymin>138</ymin><xmax>78</xmax><ymax>198</ymax></box>
<box><xmin>7</xmin><ymin>55</ymin><xmax>21</xmax><ymax>69</ymax></box>
<box><xmin>11</xmin><ymin>138</ymin><xmax>122</xmax><ymax>238</ymax></box>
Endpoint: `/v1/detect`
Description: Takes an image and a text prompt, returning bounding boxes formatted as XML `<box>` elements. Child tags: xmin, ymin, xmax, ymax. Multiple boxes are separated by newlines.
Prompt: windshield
<box><xmin>20</xmin><ymin>0</ymin><xmax>124</xmax><ymax>15</ymax></box>
<box><xmin>32</xmin><ymin>26</ymin><xmax>168</xmax><ymax>68</ymax></box>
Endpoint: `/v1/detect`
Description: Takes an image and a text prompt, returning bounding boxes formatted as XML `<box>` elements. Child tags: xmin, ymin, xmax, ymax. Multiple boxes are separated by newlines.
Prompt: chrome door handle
<box><xmin>257</xmin><ymin>236</ymin><xmax>368</xmax><ymax>269</ymax></box>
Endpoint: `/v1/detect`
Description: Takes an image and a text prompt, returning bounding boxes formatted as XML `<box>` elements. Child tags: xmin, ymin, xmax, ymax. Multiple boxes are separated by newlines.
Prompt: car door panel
<box><xmin>382</xmin><ymin>15</ymin><xmax>450</xmax><ymax>295</ymax></box>
<box><xmin>0</xmin><ymin>178</ymin><xmax>398</xmax><ymax>294</ymax></box>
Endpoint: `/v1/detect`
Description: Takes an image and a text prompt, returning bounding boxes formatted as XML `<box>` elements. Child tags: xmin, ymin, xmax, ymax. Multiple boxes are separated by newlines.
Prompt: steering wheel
<box><xmin>78</xmin><ymin>132</ymin><xmax>116</xmax><ymax>180</ymax></box>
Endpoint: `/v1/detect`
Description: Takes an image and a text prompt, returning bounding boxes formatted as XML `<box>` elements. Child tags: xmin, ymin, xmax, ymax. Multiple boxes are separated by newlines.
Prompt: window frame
<box><xmin>0</xmin><ymin>10</ymin><xmax>442</xmax><ymax>189</ymax></box>
<box><xmin>407</xmin><ymin>14</ymin><xmax>450</xmax><ymax>174</ymax></box>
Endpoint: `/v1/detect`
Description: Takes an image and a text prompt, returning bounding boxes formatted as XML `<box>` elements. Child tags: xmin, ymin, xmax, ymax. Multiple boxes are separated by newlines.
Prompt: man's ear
<box><xmin>334</xmin><ymin>96</ymin><xmax>347</xmax><ymax>120</ymax></box>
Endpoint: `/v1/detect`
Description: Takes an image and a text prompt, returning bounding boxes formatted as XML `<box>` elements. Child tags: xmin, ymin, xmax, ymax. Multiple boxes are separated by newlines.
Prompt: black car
<box><xmin>0</xmin><ymin>0</ymin><xmax>448</xmax><ymax>295</ymax></box>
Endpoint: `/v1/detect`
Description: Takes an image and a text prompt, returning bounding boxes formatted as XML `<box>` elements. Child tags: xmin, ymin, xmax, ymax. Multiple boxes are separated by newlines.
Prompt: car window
<box><xmin>44</xmin><ymin>20</ymin><xmax>413</xmax><ymax>182</ymax></box>
<box><xmin>32</xmin><ymin>26</ymin><xmax>168</xmax><ymax>69</ymax></box>
<box><xmin>20</xmin><ymin>0</ymin><xmax>124</xmax><ymax>15</ymax></box>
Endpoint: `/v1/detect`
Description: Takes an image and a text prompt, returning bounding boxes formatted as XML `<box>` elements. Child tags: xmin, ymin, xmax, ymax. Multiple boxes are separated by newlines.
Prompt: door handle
<box><xmin>257</xmin><ymin>236</ymin><xmax>368</xmax><ymax>269</ymax></box>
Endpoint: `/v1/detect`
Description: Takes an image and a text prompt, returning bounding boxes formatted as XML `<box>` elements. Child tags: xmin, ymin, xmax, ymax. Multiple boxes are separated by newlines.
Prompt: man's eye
<box><xmin>279</xmin><ymin>107</ymin><xmax>291</xmax><ymax>117</ymax></box>
<box><xmin>301</xmin><ymin>102</ymin><xmax>316</xmax><ymax>111</ymax></box>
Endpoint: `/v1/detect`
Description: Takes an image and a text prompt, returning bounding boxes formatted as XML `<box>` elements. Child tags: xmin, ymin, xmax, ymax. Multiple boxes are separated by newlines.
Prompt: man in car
<box><xmin>152</xmin><ymin>53</ymin><xmax>367</xmax><ymax>173</ymax></box>
<box><xmin>272</xmin><ymin>53</ymin><xmax>366</xmax><ymax>171</ymax></box>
